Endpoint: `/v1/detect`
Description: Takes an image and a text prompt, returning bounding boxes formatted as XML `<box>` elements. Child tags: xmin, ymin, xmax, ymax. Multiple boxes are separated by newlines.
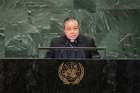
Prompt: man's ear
<box><xmin>78</xmin><ymin>25</ymin><xmax>80</xmax><ymax>30</ymax></box>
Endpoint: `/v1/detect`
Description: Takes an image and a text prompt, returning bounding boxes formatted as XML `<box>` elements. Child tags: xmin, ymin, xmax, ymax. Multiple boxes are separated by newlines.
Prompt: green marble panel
<box><xmin>0</xmin><ymin>0</ymin><xmax>140</xmax><ymax>58</ymax></box>
<box><xmin>0</xmin><ymin>28</ymin><xmax>5</xmax><ymax>57</ymax></box>
<box><xmin>96</xmin><ymin>0</ymin><xmax>140</xmax><ymax>9</ymax></box>
<box><xmin>96</xmin><ymin>10</ymin><xmax>140</xmax><ymax>57</ymax></box>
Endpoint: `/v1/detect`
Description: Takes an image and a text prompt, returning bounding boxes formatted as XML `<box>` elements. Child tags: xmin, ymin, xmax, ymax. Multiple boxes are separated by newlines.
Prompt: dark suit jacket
<box><xmin>46</xmin><ymin>34</ymin><xmax>99</xmax><ymax>59</ymax></box>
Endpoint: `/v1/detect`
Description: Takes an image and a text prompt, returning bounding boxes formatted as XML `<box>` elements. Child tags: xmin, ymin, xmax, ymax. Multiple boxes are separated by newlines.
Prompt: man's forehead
<box><xmin>64</xmin><ymin>19</ymin><xmax>79</xmax><ymax>25</ymax></box>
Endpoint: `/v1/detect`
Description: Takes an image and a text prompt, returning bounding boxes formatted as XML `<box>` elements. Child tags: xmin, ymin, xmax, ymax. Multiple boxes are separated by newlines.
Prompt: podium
<box><xmin>0</xmin><ymin>58</ymin><xmax>139</xmax><ymax>93</ymax></box>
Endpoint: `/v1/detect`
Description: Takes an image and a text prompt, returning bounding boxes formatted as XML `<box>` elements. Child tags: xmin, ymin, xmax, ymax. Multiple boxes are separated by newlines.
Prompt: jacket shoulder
<box><xmin>79</xmin><ymin>35</ymin><xmax>95</xmax><ymax>43</ymax></box>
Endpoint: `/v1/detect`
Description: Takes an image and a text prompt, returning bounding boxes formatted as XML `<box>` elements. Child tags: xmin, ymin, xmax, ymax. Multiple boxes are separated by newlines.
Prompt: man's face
<box><xmin>64</xmin><ymin>20</ymin><xmax>80</xmax><ymax>42</ymax></box>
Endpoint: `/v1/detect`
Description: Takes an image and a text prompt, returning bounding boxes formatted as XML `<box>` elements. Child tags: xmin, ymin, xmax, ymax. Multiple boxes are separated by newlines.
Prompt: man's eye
<box><xmin>66</xmin><ymin>28</ymin><xmax>71</xmax><ymax>30</ymax></box>
<box><xmin>74</xmin><ymin>27</ymin><xmax>78</xmax><ymax>30</ymax></box>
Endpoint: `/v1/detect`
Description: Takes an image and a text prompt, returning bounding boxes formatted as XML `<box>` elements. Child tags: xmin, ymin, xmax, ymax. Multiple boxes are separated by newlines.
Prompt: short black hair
<box><xmin>63</xmin><ymin>17</ymin><xmax>80</xmax><ymax>25</ymax></box>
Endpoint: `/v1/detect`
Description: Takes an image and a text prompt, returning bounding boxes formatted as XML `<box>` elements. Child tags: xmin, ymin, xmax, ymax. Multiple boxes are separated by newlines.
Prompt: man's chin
<box><xmin>70</xmin><ymin>37</ymin><xmax>77</xmax><ymax>40</ymax></box>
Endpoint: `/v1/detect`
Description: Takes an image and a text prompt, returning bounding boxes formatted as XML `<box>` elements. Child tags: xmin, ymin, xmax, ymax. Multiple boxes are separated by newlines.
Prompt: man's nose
<box><xmin>70</xmin><ymin>29</ymin><xmax>75</xmax><ymax>33</ymax></box>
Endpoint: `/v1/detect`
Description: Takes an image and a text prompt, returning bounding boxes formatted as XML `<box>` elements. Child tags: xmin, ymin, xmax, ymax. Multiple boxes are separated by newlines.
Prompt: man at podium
<box><xmin>46</xmin><ymin>17</ymin><xmax>99</xmax><ymax>59</ymax></box>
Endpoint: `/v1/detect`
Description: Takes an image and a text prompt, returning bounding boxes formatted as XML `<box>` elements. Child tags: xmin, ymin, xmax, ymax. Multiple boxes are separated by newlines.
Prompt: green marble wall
<box><xmin>0</xmin><ymin>0</ymin><xmax>140</xmax><ymax>58</ymax></box>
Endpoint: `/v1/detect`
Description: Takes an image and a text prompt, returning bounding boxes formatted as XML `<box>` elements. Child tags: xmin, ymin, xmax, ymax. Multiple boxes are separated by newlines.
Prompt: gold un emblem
<box><xmin>58</xmin><ymin>62</ymin><xmax>84</xmax><ymax>85</ymax></box>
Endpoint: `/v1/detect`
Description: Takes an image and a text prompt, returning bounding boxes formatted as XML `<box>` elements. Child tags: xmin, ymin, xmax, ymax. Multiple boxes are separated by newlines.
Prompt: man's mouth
<box><xmin>71</xmin><ymin>35</ymin><xmax>76</xmax><ymax>37</ymax></box>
